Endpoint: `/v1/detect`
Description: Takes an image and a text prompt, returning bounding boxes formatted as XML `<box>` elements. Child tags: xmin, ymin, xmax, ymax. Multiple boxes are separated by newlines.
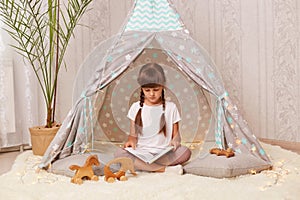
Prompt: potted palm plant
<box><xmin>0</xmin><ymin>0</ymin><xmax>93</xmax><ymax>155</ymax></box>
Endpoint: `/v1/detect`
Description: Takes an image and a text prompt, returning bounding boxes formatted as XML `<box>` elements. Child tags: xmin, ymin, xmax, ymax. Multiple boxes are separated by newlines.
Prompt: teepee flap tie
<box><xmin>218</xmin><ymin>91</ymin><xmax>229</xmax><ymax>101</ymax></box>
<box><xmin>80</xmin><ymin>92</ymin><xmax>86</xmax><ymax>98</ymax></box>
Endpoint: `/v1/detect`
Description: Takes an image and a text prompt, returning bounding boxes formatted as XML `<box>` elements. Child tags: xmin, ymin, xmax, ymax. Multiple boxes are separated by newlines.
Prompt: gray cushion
<box><xmin>183</xmin><ymin>153</ymin><xmax>271</xmax><ymax>178</ymax></box>
<box><xmin>49</xmin><ymin>153</ymin><xmax>119</xmax><ymax>177</ymax></box>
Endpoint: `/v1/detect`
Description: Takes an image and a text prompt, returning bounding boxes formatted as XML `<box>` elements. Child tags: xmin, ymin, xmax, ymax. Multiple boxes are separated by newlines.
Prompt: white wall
<box><xmin>56</xmin><ymin>0</ymin><xmax>300</xmax><ymax>142</ymax></box>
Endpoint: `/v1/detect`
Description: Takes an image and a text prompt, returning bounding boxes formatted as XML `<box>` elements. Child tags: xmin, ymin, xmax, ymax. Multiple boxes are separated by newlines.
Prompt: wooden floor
<box><xmin>0</xmin><ymin>139</ymin><xmax>299</xmax><ymax>176</ymax></box>
<box><xmin>0</xmin><ymin>151</ymin><xmax>21</xmax><ymax>175</ymax></box>
<box><xmin>259</xmin><ymin>138</ymin><xmax>300</xmax><ymax>154</ymax></box>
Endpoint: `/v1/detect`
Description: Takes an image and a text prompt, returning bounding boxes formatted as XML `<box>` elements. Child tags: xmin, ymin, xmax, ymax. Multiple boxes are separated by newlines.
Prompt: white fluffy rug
<box><xmin>0</xmin><ymin>143</ymin><xmax>299</xmax><ymax>200</ymax></box>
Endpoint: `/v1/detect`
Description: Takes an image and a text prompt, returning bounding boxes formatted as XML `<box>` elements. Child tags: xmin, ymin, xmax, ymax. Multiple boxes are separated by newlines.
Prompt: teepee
<box><xmin>39</xmin><ymin>0</ymin><xmax>271</xmax><ymax>177</ymax></box>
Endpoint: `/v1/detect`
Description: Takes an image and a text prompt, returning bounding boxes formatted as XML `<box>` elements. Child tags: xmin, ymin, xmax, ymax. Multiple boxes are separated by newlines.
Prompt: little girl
<box><xmin>115</xmin><ymin>63</ymin><xmax>191</xmax><ymax>174</ymax></box>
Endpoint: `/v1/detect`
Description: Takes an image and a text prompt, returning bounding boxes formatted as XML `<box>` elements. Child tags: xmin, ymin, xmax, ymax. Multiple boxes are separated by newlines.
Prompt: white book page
<box><xmin>125</xmin><ymin>146</ymin><xmax>174</xmax><ymax>164</ymax></box>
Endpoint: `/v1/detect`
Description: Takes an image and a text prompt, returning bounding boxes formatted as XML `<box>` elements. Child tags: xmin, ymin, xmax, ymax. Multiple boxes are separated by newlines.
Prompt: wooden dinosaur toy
<box><xmin>104</xmin><ymin>157</ymin><xmax>137</xmax><ymax>183</ymax></box>
<box><xmin>69</xmin><ymin>154</ymin><xmax>100</xmax><ymax>184</ymax></box>
<box><xmin>210</xmin><ymin>147</ymin><xmax>235</xmax><ymax>158</ymax></box>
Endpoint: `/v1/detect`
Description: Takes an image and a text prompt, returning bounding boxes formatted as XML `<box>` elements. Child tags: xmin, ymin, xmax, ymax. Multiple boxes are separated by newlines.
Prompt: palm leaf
<box><xmin>0</xmin><ymin>0</ymin><xmax>93</xmax><ymax>127</ymax></box>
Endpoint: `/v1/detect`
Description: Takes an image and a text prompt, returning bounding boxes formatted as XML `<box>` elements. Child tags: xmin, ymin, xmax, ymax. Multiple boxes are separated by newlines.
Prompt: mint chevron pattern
<box><xmin>125</xmin><ymin>0</ymin><xmax>183</xmax><ymax>31</ymax></box>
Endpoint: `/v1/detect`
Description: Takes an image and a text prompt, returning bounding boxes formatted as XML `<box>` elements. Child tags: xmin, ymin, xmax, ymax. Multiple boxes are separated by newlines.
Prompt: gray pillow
<box><xmin>49</xmin><ymin>153</ymin><xmax>119</xmax><ymax>177</ymax></box>
<box><xmin>183</xmin><ymin>153</ymin><xmax>271</xmax><ymax>178</ymax></box>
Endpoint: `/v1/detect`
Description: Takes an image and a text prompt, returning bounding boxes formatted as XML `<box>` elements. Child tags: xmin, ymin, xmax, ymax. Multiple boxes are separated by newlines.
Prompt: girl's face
<box><xmin>142</xmin><ymin>86</ymin><xmax>163</xmax><ymax>105</ymax></box>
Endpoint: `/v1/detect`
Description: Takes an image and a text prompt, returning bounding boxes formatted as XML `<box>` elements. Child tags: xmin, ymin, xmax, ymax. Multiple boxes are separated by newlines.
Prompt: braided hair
<box><xmin>134</xmin><ymin>63</ymin><xmax>166</xmax><ymax>136</ymax></box>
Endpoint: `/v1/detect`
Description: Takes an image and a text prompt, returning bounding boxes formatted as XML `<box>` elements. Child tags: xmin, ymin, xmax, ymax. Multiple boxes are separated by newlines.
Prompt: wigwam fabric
<box><xmin>39</xmin><ymin>0</ymin><xmax>271</xmax><ymax>174</ymax></box>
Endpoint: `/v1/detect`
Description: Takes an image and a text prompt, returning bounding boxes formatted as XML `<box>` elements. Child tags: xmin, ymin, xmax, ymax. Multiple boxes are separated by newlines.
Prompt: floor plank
<box><xmin>0</xmin><ymin>151</ymin><xmax>22</xmax><ymax>175</ymax></box>
<box><xmin>259</xmin><ymin>138</ymin><xmax>300</xmax><ymax>154</ymax></box>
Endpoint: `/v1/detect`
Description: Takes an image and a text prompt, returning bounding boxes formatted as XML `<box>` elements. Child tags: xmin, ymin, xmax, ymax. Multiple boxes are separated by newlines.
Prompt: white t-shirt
<box><xmin>127</xmin><ymin>101</ymin><xmax>181</xmax><ymax>154</ymax></box>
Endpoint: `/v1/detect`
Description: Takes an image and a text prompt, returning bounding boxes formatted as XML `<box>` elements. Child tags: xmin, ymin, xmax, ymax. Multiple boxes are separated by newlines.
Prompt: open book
<box><xmin>125</xmin><ymin>146</ymin><xmax>174</xmax><ymax>164</ymax></box>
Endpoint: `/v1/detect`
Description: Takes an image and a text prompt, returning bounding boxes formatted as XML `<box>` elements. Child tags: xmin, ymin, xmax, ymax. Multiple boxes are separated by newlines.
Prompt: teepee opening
<box><xmin>73</xmin><ymin>40</ymin><xmax>214</xmax><ymax>152</ymax></box>
<box><xmin>103</xmin><ymin>50</ymin><xmax>211</xmax><ymax>143</ymax></box>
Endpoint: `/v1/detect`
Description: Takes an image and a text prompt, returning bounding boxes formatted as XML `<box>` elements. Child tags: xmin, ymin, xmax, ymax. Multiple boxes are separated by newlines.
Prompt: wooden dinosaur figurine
<box><xmin>69</xmin><ymin>155</ymin><xmax>100</xmax><ymax>184</ymax></box>
<box><xmin>104</xmin><ymin>157</ymin><xmax>137</xmax><ymax>183</ymax></box>
<box><xmin>210</xmin><ymin>148</ymin><xmax>235</xmax><ymax>158</ymax></box>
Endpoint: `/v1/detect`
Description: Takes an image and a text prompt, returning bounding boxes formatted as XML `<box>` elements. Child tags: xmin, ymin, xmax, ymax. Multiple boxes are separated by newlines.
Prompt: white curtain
<box><xmin>0</xmin><ymin>23</ymin><xmax>42</xmax><ymax>149</ymax></box>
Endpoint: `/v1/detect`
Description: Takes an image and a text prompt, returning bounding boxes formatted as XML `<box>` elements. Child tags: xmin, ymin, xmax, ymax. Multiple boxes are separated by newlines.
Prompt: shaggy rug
<box><xmin>0</xmin><ymin>143</ymin><xmax>299</xmax><ymax>200</ymax></box>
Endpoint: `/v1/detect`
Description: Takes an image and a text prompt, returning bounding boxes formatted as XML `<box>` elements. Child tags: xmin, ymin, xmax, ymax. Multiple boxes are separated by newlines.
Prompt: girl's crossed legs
<box><xmin>114</xmin><ymin>146</ymin><xmax>191</xmax><ymax>172</ymax></box>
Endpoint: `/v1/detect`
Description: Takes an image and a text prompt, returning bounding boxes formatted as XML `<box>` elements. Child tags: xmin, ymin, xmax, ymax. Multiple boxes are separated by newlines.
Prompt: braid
<box><xmin>160</xmin><ymin>89</ymin><xmax>166</xmax><ymax>136</ymax></box>
<box><xmin>134</xmin><ymin>88</ymin><xmax>144</xmax><ymax>135</ymax></box>
<box><xmin>162</xmin><ymin>89</ymin><xmax>165</xmax><ymax>110</ymax></box>
<box><xmin>139</xmin><ymin>88</ymin><xmax>144</xmax><ymax>107</ymax></box>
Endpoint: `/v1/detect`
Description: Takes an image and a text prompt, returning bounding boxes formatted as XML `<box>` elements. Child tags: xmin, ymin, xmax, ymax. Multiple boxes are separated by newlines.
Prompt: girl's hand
<box><xmin>170</xmin><ymin>134</ymin><xmax>181</xmax><ymax>151</ymax></box>
<box><xmin>124</xmin><ymin>135</ymin><xmax>137</xmax><ymax>149</ymax></box>
<box><xmin>170</xmin><ymin>122</ymin><xmax>181</xmax><ymax>151</ymax></box>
